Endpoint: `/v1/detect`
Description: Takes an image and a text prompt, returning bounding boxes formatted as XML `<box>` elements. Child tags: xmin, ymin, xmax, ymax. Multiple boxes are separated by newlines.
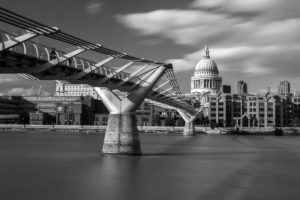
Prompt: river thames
<box><xmin>1</xmin><ymin>131</ymin><xmax>300</xmax><ymax>200</ymax></box>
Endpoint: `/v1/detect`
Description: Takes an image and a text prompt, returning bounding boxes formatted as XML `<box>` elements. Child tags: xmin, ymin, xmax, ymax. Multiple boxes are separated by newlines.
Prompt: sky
<box><xmin>0</xmin><ymin>0</ymin><xmax>300</xmax><ymax>95</ymax></box>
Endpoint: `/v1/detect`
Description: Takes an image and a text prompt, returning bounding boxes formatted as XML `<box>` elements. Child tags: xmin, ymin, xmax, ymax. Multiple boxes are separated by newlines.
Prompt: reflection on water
<box><xmin>1</xmin><ymin>132</ymin><xmax>300</xmax><ymax>200</ymax></box>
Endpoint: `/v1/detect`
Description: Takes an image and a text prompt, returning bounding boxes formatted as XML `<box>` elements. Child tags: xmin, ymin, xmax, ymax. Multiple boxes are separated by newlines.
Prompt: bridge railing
<box><xmin>0</xmin><ymin>29</ymin><xmax>140</xmax><ymax>83</ymax></box>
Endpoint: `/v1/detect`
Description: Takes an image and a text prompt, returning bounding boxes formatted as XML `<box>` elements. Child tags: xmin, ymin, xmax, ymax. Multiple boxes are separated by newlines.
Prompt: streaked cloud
<box><xmin>86</xmin><ymin>0</ymin><xmax>103</xmax><ymax>15</ymax></box>
<box><xmin>191</xmin><ymin>0</ymin><xmax>276</xmax><ymax>14</ymax></box>
<box><xmin>116</xmin><ymin>0</ymin><xmax>300</xmax><ymax>92</ymax></box>
<box><xmin>116</xmin><ymin>10</ymin><xmax>236</xmax><ymax>46</ymax></box>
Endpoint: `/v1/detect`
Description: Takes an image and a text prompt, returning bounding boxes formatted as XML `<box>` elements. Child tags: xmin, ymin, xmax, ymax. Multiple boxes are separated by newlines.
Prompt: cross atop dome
<box><xmin>204</xmin><ymin>43</ymin><xmax>210</xmax><ymax>59</ymax></box>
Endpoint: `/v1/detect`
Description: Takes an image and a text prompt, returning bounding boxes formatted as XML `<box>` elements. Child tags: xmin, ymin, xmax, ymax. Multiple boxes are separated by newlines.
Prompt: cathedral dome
<box><xmin>194</xmin><ymin>45</ymin><xmax>219</xmax><ymax>76</ymax></box>
<box><xmin>191</xmin><ymin>44</ymin><xmax>222</xmax><ymax>95</ymax></box>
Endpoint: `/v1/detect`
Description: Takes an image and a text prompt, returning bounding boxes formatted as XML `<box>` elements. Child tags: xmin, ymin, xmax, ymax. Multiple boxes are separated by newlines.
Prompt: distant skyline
<box><xmin>0</xmin><ymin>0</ymin><xmax>300</xmax><ymax>95</ymax></box>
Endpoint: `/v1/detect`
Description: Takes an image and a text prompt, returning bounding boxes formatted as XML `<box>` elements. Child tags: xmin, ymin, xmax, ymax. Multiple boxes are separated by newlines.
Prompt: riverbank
<box><xmin>1</xmin><ymin>124</ymin><xmax>300</xmax><ymax>135</ymax></box>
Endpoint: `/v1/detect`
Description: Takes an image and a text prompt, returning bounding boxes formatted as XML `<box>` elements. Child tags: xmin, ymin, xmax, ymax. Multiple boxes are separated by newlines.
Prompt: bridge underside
<box><xmin>0</xmin><ymin>50</ymin><xmax>138</xmax><ymax>91</ymax></box>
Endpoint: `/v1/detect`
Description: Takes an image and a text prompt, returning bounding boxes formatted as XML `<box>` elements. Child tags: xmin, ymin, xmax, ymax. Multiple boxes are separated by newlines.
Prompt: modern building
<box><xmin>221</xmin><ymin>85</ymin><xmax>231</xmax><ymax>94</ymax></box>
<box><xmin>55</xmin><ymin>81</ymin><xmax>99</xmax><ymax>99</ymax></box>
<box><xmin>237</xmin><ymin>80</ymin><xmax>248</xmax><ymax>95</ymax></box>
<box><xmin>278</xmin><ymin>80</ymin><xmax>290</xmax><ymax>95</ymax></box>
<box><xmin>0</xmin><ymin>96</ymin><xmax>35</xmax><ymax>124</ymax></box>
<box><xmin>94</xmin><ymin>101</ymin><xmax>156</xmax><ymax>126</ymax></box>
<box><xmin>191</xmin><ymin>44</ymin><xmax>222</xmax><ymax>95</ymax></box>
<box><xmin>292</xmin><ymin>96</ymin><xmax>300</xmax><ymax>126</ymax></box>
<box><xmin>207</xmin><ymin>91</ymin><xmax>300</xmax><ymax>128</ymax></box>
<box><xmin>23</xmin><ymin>96</ymin><xmax>107</xmax><ymax>125</ymax></box>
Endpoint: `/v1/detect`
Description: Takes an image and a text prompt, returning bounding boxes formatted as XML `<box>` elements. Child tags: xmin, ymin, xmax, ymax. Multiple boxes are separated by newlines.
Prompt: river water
<box><xmin>1</xmin><ymin>131</ymin><xmax>300</xmax><ymax>200</ymax></box>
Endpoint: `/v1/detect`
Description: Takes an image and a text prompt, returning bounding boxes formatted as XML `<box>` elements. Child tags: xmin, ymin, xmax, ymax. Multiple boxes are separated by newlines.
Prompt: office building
<box><xmin>55</xmin><ymin>81</ymin><xmax>99</xmax><ymax>99</ymax></box>
<box><xmin>237</xmin><ymin>80</ymin><xmax>247</xmax><ymax>95</ymax></box>
<box><xmin>278</xmin><ymin>80</ymin><xmax>290</xmax><ymax>95</ymax></box>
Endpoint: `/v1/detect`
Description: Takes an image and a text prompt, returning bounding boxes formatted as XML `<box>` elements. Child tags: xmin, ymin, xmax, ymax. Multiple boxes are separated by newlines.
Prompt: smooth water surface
<box><xmin>1</xmin><ymin>131</ymin><xmax>300</xmax><ymax>200</ymax></box>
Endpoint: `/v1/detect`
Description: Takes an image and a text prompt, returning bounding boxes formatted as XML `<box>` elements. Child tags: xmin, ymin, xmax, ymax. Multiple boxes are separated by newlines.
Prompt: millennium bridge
<box><xmin>0</xmin><ymin>7</ymin><xmax>202</xmax><ymax>155</ymax></box>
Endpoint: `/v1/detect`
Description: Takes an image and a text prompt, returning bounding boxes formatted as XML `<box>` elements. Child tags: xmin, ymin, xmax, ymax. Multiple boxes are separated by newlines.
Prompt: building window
<box><xmin>144</xmin><ymin>103</ymin><xmax>150</xmax><ymax>110</ymax></box>
<box><xmin>102</xmin><ymin>117</ymin><xmax>108</xmax><ymax>125</ymax></box>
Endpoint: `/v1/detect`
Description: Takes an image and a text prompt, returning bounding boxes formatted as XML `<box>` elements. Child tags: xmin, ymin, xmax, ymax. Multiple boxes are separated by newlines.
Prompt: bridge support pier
<box><xmin>183</xmin><ymin>121</ymin><xmax>196</xmax><ymax>136</ymax></box>
<box><xmin>177</xmin><ymin>110</ymin><xmax>198</xmax><ymax>136</ymax></box>
<box><xmin>94</xmin><ymin>64</ymin><xmax>169</xmax><ymax>155</ymax></box>
<box><xmin>103</xmin><ymin>113</ymin><xmax>141</xmax><ymax>155</ymax></box>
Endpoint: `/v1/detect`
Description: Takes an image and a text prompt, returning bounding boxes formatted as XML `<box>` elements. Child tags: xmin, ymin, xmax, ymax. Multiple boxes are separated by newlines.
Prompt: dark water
<box><xmin>1</xmin><ymin>131</ymin><xmax>300</xmax><ymax>200</ymax></box>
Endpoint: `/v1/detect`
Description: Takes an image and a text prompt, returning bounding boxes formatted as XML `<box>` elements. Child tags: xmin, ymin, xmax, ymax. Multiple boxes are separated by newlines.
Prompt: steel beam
<box><xmin>0</xmin><ymin>32</ymin><xmax>38</xmax><ymax>51</ymax></box>
<box><xmin>33</xmin><ymin>48</ymin><xmax>86</xmax><ymax>74</ymax></box>
<box><xmin>100</xmin><ymin>61</ymin><xmax>134</xmax><ymax>83</ymax></box>
<box><xmin>116</xmin><ymin>64</ymin><xmax>148</xmax><ymax>87</ymax></box>
<box><xmin>68</xmin><ymin>56</ymin><xmax>114</xmax><ymax>79</ymax></box>
<box><xmin>0</xmin><ymin>27</ymin><xmax>59</xmax><ymax>51</ymax></box>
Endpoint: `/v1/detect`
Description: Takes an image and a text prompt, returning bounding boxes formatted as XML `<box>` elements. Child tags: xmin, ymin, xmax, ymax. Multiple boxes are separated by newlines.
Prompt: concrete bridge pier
<box><xmin>94</xmin><ymin>64</ymin><xmax>169</xmax><ymax>155</ymax></box>
<box><xmin>177</xmin><ymin>109</ymin><xmax>200</xmax><ymax>136</ymax></box>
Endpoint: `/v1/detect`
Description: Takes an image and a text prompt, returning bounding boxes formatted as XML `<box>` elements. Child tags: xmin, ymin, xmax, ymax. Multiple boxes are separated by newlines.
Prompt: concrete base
<box><xmin>102</xmin><ymin>113</ymin><xmax>141</xmax><ymax>155</ymax></box>
<box><xmin>183</xmin><ymin>121</ymin><xmax>195</xmax><ymax>136</ymax></box>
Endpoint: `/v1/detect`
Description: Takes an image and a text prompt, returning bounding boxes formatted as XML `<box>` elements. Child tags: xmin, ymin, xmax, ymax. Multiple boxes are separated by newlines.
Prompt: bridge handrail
<box><xmin>0</xmin><ymin>7</ymin><xmax>164</xmax><ymax>65</ymax></box>
<box><xmin>0</xmin><ymin>29</ymin><xmax>139</xmax><ymax>82</ymax></box>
